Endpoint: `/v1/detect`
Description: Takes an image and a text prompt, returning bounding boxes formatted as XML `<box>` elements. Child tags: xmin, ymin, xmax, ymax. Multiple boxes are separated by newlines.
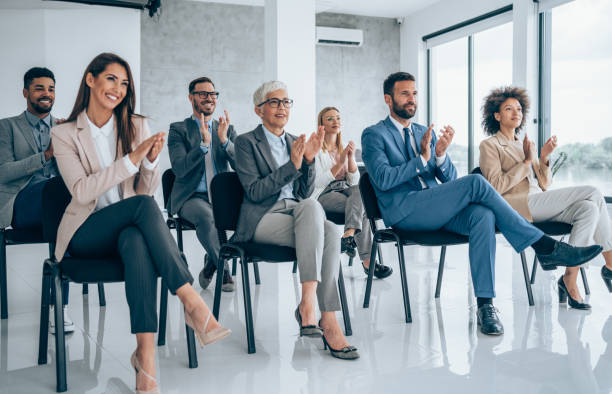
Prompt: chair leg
<box><xmin>0</xmin><ymin>232</ymin><xmax>7</xmax><ymax>319</ymax></box>
<box><xmin>377</xmin><ymin>244</ymin><xmax>385</xmax><ymax>266</ymax></box>
<box><xmin>38</xmin><ymin>263</ymin><xmax>52</xmax><ymax>365</ymax></box>
<box><xmin>177</xmin><ymin>224</ymin><xmax>184</xmax><ymax>253</ymax></box>
<box><xmin>253</xmin><ymin>262</ymin><xmax>261</xmax><ymax>285</ymax></box>
<box><xmin>434</xmin><ymin>246</ymin><xmax>446</xmax><ymax>299</ymax></box>
<box><xmin>240</xmin><ymin>256</ymin><xmax>256</xmax><ymax>354</ymax></box>
<box><xmin>580</xmin><ymin>266</ymin><xmax>590</xmax><ymax>295</ymax></box>
<box><xmin>157</xmin><ymin>280</ymin><xmax>168</xmax><ymax>347</ymax></box>
<box><xmin>232</xmin><ymin>258</ymin><xmax>237</xmax><ymax>276</ymax></box>
<box><xmin>292</xmin><ymin>260</ymin><xmax>297</xmax><ymax>274</ymax></box>
<box><xmin>184</xmin><ymin>310</ymin><xmax>198</xmax><ymax>369</ymax></box>
<box><xmin>82</xmin><ymin>284</ymin><xmax>88</xmax><ymax>295</ymax></box>
<box><xmin>363</xmin><ymin>239</ymin><xmax>378</xmax><ymax>308</ymax></box>
<box><xmin>530</xmin><ymin>255</ymin><xmax>538</xmax><ymax>284</ymax></box>
<box><xmin>52</xmin><ymin>267</ymin><xmax>67</xmax><ymax>392</ymax></box>
<box><xmin>397</xmin><ymin>244</ymin><xmax>412</xmax><ymax>323</ymax></box>
<box><xmin>97</xmin><ymin>283</ymin><xmax>106</xmax><ymax>307</ymax></box>
<box><xmin>338</xmin><ymin>264</ymin><xmax>352</xmax><ymax>336</ymax></box>
<box><xmin>520</xmin><ymin>251</ymin><xmax>535</xmax><ymax>306</ymax></box>
<box><xmin>212</xmin><ymin>257</ymin><xmax>225</xmax><ymax>320</ymax></box>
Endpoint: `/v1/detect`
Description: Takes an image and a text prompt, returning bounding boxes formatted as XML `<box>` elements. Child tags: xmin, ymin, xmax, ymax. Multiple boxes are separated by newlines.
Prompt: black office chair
<box><xmin>161</xmin><ymin>169</ymin><xmax>247</xmax><ymax>281</ymax></box>
<box><xmin>359</xmin><ymin>172</ymin><xmax>536</xmax><ymax>324</ymax></box>
<box><xmin>0</xmin><ymin>227</ymin><xmax>49</xmax><ymax>319</ymax></box>
<box><xmin>37</xmin><ymin>177</ymin><xmax>198</xmax><ymax>392</ymax></box>
<box><xmin>470</xmin><ymin>167</ymin><xmax>590</xmax><ymax>294</ymax></box>
<box><xmin>209</xmin><ymin>172</ymin><xmax>352</xmax><ymax>354</ymax></box>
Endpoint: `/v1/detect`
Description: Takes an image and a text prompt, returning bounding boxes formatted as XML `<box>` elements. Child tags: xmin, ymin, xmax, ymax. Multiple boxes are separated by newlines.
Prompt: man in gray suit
<box><xmin>0</xmin><ymin>67</ymin><xmax>73</xmax><ymax>333</ymax></box>
<box><xmin>168</xmin><ymin>77</ymin><xmax>237</xmax><ymax>292</ymax></box>
<box><xmin>233</xmin><ymin>81</ymin><xmax>358</xmax><ymax>358</ymax></box>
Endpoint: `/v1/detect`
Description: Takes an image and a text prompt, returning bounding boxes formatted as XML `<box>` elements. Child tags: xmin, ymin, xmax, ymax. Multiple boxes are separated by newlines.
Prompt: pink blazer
<box><xmin>50</xmin><ymin>111</ymin><xmax>160</xmax><ymax>260</ymax></box>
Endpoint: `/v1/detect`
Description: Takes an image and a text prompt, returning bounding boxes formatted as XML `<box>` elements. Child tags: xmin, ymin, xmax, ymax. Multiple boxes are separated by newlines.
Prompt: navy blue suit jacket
<box><xmin>361</xmin><ymin>116</ymin><xmax>458</xmax><ymax>227</ymax></box>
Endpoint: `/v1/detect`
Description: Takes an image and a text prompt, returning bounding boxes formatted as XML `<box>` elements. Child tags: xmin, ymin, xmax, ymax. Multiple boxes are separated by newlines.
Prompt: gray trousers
<box><xmin>178</xmin><ymin>193</ymin><xmax>229</xmax><ymax>271</ymax></box>
<box><xmin>318</xmin><ymin>185</ymin><xmax>373</xmax><ymax>261</ymax></box>
<box><xmin>528</xmin><ymin>185</ymin><xmax>612</xmax><ymax>252</ymax></box>
<box><xmin>252</xmin><ymin>199</ymin><xmax>341</xmax><ymax>311</ymax></box>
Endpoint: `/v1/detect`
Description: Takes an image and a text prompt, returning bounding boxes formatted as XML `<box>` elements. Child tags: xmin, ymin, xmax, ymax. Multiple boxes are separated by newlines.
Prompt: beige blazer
<box><xmin>51</xmin><ymin>111</ymin><xmax>160</xmax><ymax>260</ymax></box>
<box><xmin>479</xmin><ymin>133</ymin><xmax>551</xmax><ymax>221</ymax></box>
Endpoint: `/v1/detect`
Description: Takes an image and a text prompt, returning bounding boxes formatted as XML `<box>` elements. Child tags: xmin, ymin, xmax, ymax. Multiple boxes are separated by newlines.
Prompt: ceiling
<box><xmin>188</xmin><ymin>0</ymin><xmax>442</xmax><ymax>18</ymax></box>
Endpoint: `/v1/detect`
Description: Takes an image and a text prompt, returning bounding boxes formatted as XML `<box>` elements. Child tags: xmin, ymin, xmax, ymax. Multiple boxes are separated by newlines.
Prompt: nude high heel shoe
<box><xmin>184</xmin><ymin>308</ymin><xmax>231</xmax><ymax>348</ymax></box>
<box><xmin>130</xmin><ymin>351</ymin><xmax>161</xmax><ymax>394</ymax></box>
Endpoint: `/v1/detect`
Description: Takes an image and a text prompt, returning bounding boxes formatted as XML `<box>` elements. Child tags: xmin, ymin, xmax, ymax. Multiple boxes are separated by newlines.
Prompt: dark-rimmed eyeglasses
<box><xmin>257</xmin><ymin>98</ymin><xmax>293</xmax><ymax>108</ymax></box>
<box><xmin>191</xmin><ymin>90</ymin><xmax>219</xmax><ymax>99</ymax></box>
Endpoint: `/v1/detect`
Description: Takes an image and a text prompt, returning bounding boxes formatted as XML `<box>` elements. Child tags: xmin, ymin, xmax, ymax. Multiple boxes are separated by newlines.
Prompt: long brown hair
<box><xmin>318</xmin><ymin>106</ymin><xmax>343</xmax><ymax>152</ymax></box>
<box><xmin>67</xmin><ymin>53</ymin><xmax>140</xmax><ymax>156</ymax></box>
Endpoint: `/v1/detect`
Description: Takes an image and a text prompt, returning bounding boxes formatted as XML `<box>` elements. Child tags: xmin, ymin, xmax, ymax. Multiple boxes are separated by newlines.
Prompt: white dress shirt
<box><xmin>86</xmin><ymin>115</ymin><xmax>158</xmax><ymax>211</ymax></box>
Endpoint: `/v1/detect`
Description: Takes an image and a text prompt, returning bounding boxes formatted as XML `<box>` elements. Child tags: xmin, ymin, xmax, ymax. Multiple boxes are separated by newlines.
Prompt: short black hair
<box><xmin>188</xmin><ymin>77</ymin><xmax>214</xmax><ymax>93</ymax></box>
<box><xmin>24</xmin><ymin>67</ymin><xmax>55</xmax><ymax>89</ymax></box>
<box><xmin>383</xmin><ymin>72</ymin><xmax>415</xmax><ymax>96</ymax></box>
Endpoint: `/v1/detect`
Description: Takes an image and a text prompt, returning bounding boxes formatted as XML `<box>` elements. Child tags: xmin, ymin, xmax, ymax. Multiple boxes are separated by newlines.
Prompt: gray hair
<box><xmin>253</xmin><ymin>80</ymin><xmax>288</xmax><ymax>106</ymax></box>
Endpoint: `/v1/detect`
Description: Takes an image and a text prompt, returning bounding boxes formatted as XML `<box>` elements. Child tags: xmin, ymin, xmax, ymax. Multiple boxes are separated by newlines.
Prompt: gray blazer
<box><xmin>167</xmin><ymin>116</ymin><xmax>237</xmax><ymax>214</ymax></box>
<box><xmin>0</xmin><ymin>112</ymin><xmax>57</xmax><ymax>228</ymax></box>
<box><xmin>233</xmin><ymin>124</ymin><xmax>315</xmax><ymax>242</ymax></box>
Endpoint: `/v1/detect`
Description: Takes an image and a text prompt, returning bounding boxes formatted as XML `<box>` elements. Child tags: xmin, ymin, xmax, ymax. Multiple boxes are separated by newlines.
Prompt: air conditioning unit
<box><xmin>316</xmin><ymin>26</ymin><xmax>363</xmax><ymax>47</ymax></box>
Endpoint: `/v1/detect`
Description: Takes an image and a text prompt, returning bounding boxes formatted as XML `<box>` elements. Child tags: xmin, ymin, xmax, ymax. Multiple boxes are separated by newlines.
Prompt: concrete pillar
<box><xmin>264</xmin><ymin>0</ymin><xmax>316</xmax><ymax>132</ymax></box>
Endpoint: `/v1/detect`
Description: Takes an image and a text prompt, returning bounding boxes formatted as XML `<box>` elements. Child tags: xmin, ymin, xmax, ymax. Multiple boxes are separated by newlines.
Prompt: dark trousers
<box><xmin>12</xmin><ymin>178</ymin><xmax>69</xmax><ymax>305</ymax></box>
<box><xmin>68</xmin><ymin>195</ymin><xmax>193</xmax><ymax>333</ymax></box>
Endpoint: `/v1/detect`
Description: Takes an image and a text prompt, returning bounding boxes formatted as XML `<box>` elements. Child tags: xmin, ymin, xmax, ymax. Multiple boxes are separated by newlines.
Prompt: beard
<box><xmin>193</xmin><ymin>100</ymin><xmax>215</xmax><ymax>117</ymax></box>
<box><xmin>29</xmin><ymin>97</ymin><xmax>53</xmax><ymax>115</ymax></box>
<box><xmin>392</xmin><ymin>100</ymin><xmax>416</xmax><ymax>120</ymax></box>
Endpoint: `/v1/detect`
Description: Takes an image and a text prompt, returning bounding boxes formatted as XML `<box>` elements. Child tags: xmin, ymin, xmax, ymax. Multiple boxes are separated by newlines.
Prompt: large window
<box><xmin>544</xmin><ymin>0</ymin><xmax>612</xmax><ymax>195</ymax></box>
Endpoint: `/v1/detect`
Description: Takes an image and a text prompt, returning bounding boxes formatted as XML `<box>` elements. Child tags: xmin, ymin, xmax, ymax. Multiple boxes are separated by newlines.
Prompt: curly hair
<box><xmin>481</xmin><ymin>86</ymin><xmax>530</xmax><ymax>136</ymax></box>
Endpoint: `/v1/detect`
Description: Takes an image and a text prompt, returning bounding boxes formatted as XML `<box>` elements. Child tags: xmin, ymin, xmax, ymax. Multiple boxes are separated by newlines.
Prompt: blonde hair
<box><xmin>318</xmin><ymin>106</ymin><xmax>343</xmax><ymax>152</ymax></box>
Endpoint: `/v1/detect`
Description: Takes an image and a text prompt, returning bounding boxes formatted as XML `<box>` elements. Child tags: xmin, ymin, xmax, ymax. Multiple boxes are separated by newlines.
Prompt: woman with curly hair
<box><xmin>479</xmin><ymin>86</ymin><xmax>612</xmax><ymax>310</ymax></box>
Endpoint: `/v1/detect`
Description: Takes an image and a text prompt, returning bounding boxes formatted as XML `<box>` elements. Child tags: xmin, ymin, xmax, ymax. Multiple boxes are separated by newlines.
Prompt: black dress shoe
<box><xmin>602</xmin><ymin>266</ymin><xmax>612</xmax><ymax>293</ymax></box>
<box><xmin>362</xmin><ymin>262</ymin><xmax>393</xmax><ymax>279</ymax></box>
<box><xmin>198</xmin><ymin>255</ymin><xmax>216</xmax><ymax>289</ymax></box>
<box><xmin>477</xmin><ymin>304</ymin><xmax>504</xmax><ymax>336</ymax></box>
<box><xmin>294</xmin><ymin>307</ymin><xmax>323</xmax><ymax>337</ymax></box>
<box><xmin>558</xmin><ymin>275</ymin><xmax>591</xmax><ymax>310</ymax></box>
<box><xmin>536</xmin><ymin>242</ymin><xmax>603</xmax><ymax>270</ymax></box>
<box><xmin>341</xmin><ymin>236</ymin><xmax>357</xmax><ymax>258</ymax></box>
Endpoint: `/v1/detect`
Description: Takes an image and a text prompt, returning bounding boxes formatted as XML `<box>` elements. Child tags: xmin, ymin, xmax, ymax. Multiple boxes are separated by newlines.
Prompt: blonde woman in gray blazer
<box><xmin>312</xmin><ymin>107</ymin><xmax>392</xmax><ymax>279</ymax></box>
<box><xmin>52</xmin><ymin>53</ymin><xmax>229</xmax><ymax>393</ymax></box>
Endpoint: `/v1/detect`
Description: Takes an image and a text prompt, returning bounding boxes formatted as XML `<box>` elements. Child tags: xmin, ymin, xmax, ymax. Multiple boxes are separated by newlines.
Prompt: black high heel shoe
<box><xmin>294</xmin><ymin>307</ymin><xmax>323</xmax><ymax>337</ymax></box>
<box><xmin>319</xmin><ymin>321</ymin><xmax>359</xmax><ymax>360</ymax></box>
<box><xmin>341</xmin><ymin>236</ymin><xmax>357</xmax><ymax>258</ymax></box>
<box><xmin>602</xmin><ymin>266</ymin><xmax>612</xmax><ymax>293</ymax></box>
<box><xmin>558</xmin><ymin>276</ymin><xmax>591</xmax><ymax>310</ymax></box>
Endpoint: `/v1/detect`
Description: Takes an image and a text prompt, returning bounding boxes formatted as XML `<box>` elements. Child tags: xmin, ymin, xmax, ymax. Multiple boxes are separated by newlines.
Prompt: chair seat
<box><xmin>4</xmin><ymin>228</ymin><xmax>45</xmax><ymax>245</ymax></box>
<box><xmin>533</xmin><ymin>221</ymin><xmax>572</xmax><ymax>236</ymax></box>
<box><xmin>391</xmin><ymin>228</ymin><xmax>470</xmax><ymax>246</ymax></box>
<box><xmin>58</xmin><ymin>257</ymin><xmax>125</xmax><ymax>284</ymax></box>
<box><xmin>325</xmin><ymin>211</ymin><xmax>346</xmax><ymax>226</ymax></box>
<box><xmin>224</xmin><ymin>242</ymin><xmax>296</xmax><ymax>263</ymax></box>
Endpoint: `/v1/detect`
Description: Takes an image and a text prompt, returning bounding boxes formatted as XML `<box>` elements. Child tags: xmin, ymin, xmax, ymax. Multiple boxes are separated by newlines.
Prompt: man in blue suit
<box><xmin>361</xmin><ymin>72</ymin><xmax>602</xmax><ymax>335</ymax></box>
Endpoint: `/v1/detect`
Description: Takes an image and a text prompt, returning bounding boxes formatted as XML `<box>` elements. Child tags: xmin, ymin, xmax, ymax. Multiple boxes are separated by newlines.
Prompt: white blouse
<box><xmin>311</xmin><ymin>149</ymin><xmax>359</xmax><ymax>200</ymax></box>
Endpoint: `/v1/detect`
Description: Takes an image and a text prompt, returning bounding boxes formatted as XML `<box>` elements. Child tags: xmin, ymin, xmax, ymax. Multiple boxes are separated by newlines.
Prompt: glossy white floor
<box><xmin>1</xmin><ymin>231</ymin><xmax>611</xmax><ymax>394</ymax></box>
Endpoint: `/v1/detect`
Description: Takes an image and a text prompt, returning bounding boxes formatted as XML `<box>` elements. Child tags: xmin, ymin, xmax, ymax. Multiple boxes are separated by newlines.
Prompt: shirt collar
<box><xmin>262</xmin><ymin>124</ymin><xmax>286</xmax><ymax>146</ymax></box>
<box><xmin>25</xmin><ymin>110</ymin><xmax>52</xmax><ymax>129</ymax></box>
<box><xmin>86</xmin><ymin>114</ymin><xmax>115</xmax><ymax>138</ymax></box>
<box><xmin>389</xmin><ymin>115</ymin><xmax>411</xmax><ymax>134</ymax></box>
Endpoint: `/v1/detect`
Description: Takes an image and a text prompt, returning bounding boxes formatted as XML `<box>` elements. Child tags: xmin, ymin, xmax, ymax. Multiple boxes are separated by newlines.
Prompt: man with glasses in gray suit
<box><xmin>168</xmin><ymin>77</ymin><xmax>237</xmax><ymax>292</ymax></box>
<box><xmin>0</xmin><ymin>67</ymin><xmax>73</xmax><ymax>333</ymax></box>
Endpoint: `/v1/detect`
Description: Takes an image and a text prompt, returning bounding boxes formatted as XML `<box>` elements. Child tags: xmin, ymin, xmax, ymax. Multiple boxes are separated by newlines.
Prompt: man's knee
<box><xmin>470</xmin><ymin>206</ymin><xmax>495</xmax><ymax>229</ymax></box>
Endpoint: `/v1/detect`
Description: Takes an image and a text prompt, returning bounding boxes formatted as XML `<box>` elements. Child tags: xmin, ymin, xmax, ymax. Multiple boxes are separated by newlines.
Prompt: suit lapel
<box><xmin>411</xmin><ymin>124</ymin><xmax>424</xmax><ymax>156</ymax></box>
<box><xmin>254</xmin><ymin>125</ymin><xmax>278</xmax><ymax>172</ymax></box>
<box><xmin>383</xmin><ymin>117</ymin><xmax>408</xmax><ymax>161</ymax></box>
<box><xmin>494</xmin><ymin>133</ymin><xmax>523</xmax><ymax>164</ymax></box>
<box><xmin>76</xmin><ymin>111</ymin><xmax>101</xmax><ymax>174</ymax></box>
<box><xmin>16</xmin><ymin>112</ymin><xmax>40</xmax><ymax>153</ymax></box>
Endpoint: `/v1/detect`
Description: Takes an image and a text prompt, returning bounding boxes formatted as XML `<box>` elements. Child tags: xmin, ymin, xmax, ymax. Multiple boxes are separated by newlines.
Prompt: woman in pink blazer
<box><xmin>51</xmin><ymin>53</ymin><xmax>230</xmax><ymax>394</ymax></box>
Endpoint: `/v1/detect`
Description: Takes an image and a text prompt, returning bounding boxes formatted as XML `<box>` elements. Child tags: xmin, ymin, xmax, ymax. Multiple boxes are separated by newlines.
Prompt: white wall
<box><xmin>0</xmin><ymin>3</ymin><xmax>140</xmax><ymax>120</ymax></box>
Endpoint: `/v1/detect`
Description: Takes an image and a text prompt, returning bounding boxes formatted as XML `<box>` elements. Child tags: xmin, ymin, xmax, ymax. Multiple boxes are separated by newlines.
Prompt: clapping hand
<box><xmin>435</xmin><ymin>125</ymin><xmax>454</xmax><ymax>157</ymax></box>
<box><xmin>129</xmin><ymin>132</ymin><xmax>165</xmax><ymax>166</ymax></box>
<box><xmin>540</xmin><ymin>135</ymin><xmax>558</xmax><ymax>163</ymax></box>
<box><xmin>291</xmin><ymin>135</ymin><xmax>306</xmax><ymax>170</ymax></box>
<box><xmin>420</xmin><ymin>124</ymin><xmax>434</xmax><ymax>162</ymax></box>
<box><xmin>200</xmin><ymin>113</ymin><xmax>211</xmax><ymax>146</ymax></box>
<box><xmin>523</xmin><ymin>134</ymin><xmax>537</xmax><ymax>163</ymax></box>
<box><xmin>147</xmin><ymin>132</ymin><xmax>165</xmax><ymax>162</ymax></box>
<box><xmin>303</xmin><ymin>125</ymin><xmax>325</xmax><ymax>162</ymax></box>
<box><xmin>217</xmin><ymin>110</ymin><xmax>230</xmax><ymax>144</ymax></box>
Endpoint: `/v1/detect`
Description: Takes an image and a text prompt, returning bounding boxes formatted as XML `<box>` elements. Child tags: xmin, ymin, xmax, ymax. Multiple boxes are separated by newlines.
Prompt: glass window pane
<box><xmin>550</xmin><ymin>0</ymin><xmax>612</xmax><ymax>195</ymax></box>
<box><xmin>473</xmin><ymin>22</ymin><xmax>513</xmax><ymax>167</ymax></box>
<box><xmin>431</xmin><ymin>37</ymin><xmax>468</xmax><ymax>176</ymax></box>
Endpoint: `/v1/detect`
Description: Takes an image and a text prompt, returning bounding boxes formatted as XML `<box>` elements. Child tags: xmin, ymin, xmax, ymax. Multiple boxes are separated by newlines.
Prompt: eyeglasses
<box><xmin>191</xmin><ymin>90</ymin><xmax>219</xmax><ymax>99</ymax></box>
<box><xmin>257</xmin><ymin>98</ymin><xmax>294</xmax><ymax>108</ymax></box>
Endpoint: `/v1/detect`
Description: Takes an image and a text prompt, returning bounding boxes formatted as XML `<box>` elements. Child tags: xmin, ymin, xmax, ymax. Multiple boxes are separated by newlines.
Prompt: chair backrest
<box><xmin>161</xmin><ymin>168</ymin><xmax>175</xmax><ymax>209</ymax></box>
<box><xmin>210</xmin><ymin>172</ymin><xmax>244</xmax><ymax>231</ymax></box>
<box><xmin>471</xmin><ymin>166</ymin><xmax>482</xmax><ymax>175</ymax></box>
<box><xmin>41</xmin><ymin>177</ymin><xmax>72</xmax><ymax>243</ymax></box>
<box><xmin>358</xmin><ymin>172</ymin><xmax>382</xmax><ymax>221</ymax></box>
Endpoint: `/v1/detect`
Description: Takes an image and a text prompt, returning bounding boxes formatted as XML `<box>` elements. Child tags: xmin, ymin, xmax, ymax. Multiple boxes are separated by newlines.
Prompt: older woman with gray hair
<box><xmin>232</xmin><ymin>81</ymin><xmax>359</xmax><ymax>360</ymax></box>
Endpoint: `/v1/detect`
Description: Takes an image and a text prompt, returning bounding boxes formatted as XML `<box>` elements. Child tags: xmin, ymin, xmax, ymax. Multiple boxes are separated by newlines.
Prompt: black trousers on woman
<box><xmin>67</xmin><ymin>195</ymin><xmax>193</xmax><ymax>333</ymax></box>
